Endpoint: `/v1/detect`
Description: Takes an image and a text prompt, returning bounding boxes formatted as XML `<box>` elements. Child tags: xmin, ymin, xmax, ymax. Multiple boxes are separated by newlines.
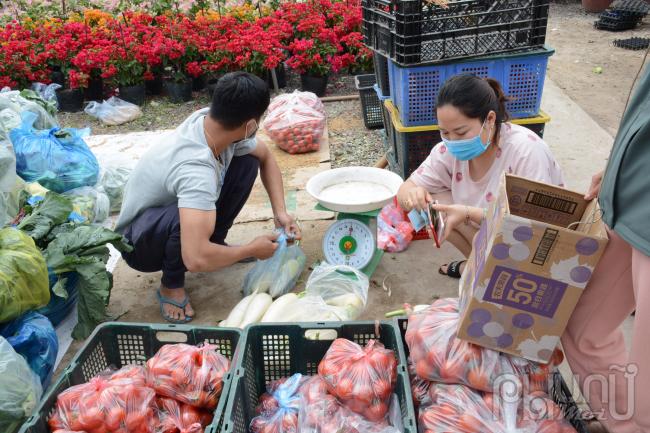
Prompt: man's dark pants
<box><xmin>121</xmin><ymin>155</ymin><xmax>259</xmax><ymax>289</ymax></box>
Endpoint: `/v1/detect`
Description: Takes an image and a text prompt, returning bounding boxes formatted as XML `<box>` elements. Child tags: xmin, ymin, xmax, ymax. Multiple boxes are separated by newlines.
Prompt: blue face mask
<box><xmin>442</xmin><ymin>120</ymin><xmax>492</xmax><ymax>161</ymax></box>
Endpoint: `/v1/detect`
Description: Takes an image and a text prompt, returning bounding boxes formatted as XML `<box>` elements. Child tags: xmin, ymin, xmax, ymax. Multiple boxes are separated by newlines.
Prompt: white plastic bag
<box><xmin>99</xmin><ymin>165</ymin><xmax>131</xmax><ymax>213</ymax></box>
<box><xmin>0</xmin><ymin>142</ymin><xmax>24</xmax><ymax>227</ymax></box>
<box><xmin>0</xmin><ymin>336</ymin><xmax>43</xmax><ymax>432</ymax></box>
<box><xmin>85</xmin><ymin>97</ymin><xmax>142</xmax><ymax>126</ymax></box>
<box><xmin>31</xmin><ymin>82</ymin><xmax>62</xmax><ymax>107</ymax></box>
<box><xmin>0</xmin><ymin>90</ymin><xmax>58</xmax><ymax>139</ymax></box>
<box><xmin>63</xmin><ymin>186</ymin><xmax>111</xmax><ymax>223</ymax></box>
<box><xmin>262</xmin><ymin>90</ymin><xmax>326</xmax><ymax>155</ymax></box>
<box><xmin>305</xmin><ymin>263</ymin><xmax>369</xmax><ymax>320</ymax></box>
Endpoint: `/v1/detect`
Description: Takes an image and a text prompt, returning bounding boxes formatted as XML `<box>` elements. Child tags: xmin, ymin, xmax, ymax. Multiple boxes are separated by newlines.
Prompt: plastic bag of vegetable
<box><xmin>0</xmin><ymin>227</ymin><xmax>50</xmax><ymax>323</ymax></box>
<box><xmin>9</xmin><ymin>111</ymin><xmax>99</xmax><ymax>193</ymax></box>
<box><xmin>0</xmin><ymin>89</ymin><xmax>58</xmax><ymax>137</ymax></box>
<box><xmin>48</xmin><ymin>366</ymin><xmax>158</xmax><ymax>433</ymax></box>
<box><xmin>99</xmin><ymin>165</ymin><xmax>132</xmax><ymax>213</ymax></box>
<box><xmin>262</xmin><ymin>90</ymin><xmax>326</xmax><ymax>155</ymax></box>
<box><xmin>318</xmin><ymin>338</ymin><xmax>398</xmax><ymax>421</ymax></box>
<box><xmin>30</xmin><ymin>82</ymin><xmax>62</xmax><ymax>110</ymax></box>
<box><xmin>63</xmin><ymin>186</ymin><xmax>111</xmax><ymax>223</ymax></box>
<box><xmin>0</xmin><ymin>142</ymin><xmax>25</xmax><ymax>227</ymax></box>
<box><xmin>377</xmin><ymin>201</ymin><xmax>414</xmax><ymax>253</ymax></box>
<box><xmin>405</xmin><ymin>298</ymin><xmax>563</xmax><ymax>394</ymax></box>
<box><xmin>146</xmin><ymin>343</ymin><xmax>230</xmax><ymax>409</ymax></box>
<box><xmin>0</xmin><ymin>336</ymin><xmax>43</xmax><ymax>433</ymax></box>
<box><xmin>85</xmin><ymin>97</ymin><xmax>143</xmax><ymax>126</ymax></box>
<box><xmin>305</xmin><ymin>263</ymin><xmax>369</xmax><ymax>320</ymax></box>
<box><xmin>0</xmin><ymin>311</ymin><xmax>58</xmax><ymax>388</ymax></box>
<box><xmin>156</xmin><ymin>397</ymin><xmax>214</xmax><ymax>433</ymax></box>
<box><xmin>250</xmin><ymin>373</ymin><xmax>307</xmax><ymax>433</ymax></box>
<box><xmin>243</xmin><ymin>230</ymin><xmax>306</xmax><ymax>298</ymax></box>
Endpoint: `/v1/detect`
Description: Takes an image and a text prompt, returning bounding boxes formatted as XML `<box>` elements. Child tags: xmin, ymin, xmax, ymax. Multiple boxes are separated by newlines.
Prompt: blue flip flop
<box><xmin>157</xmin><ymin>289</ymin><xmax>194</xmax><ymax>324</ymax></box>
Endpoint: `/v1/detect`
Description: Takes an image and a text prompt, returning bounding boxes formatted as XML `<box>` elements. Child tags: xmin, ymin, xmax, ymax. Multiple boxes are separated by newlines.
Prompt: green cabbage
<box><xmin>0</xmin><ymin>228</ymin><xmax>50</xmax><ymax>323</ymax></box>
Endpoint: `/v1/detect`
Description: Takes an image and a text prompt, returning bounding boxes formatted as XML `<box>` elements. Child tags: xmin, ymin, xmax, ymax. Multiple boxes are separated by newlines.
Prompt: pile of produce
<box><xmin>249</xmin><ymin>338</ymin><xmax>402</xmax><ymax>433</ymax></box>
<box><xmin>263</xmin><ymin>91</ymin><xmax>326</xmax><ymax>155</ymax></box>
<box><xmin>405</xmin><ymin>298</ymin><xmax>577</xmax><ymax>433</ymax></box>
<box><xmin>48</xmin><ymin>343</ymin><xmax>230</xmax><ymax>433</ymax></box>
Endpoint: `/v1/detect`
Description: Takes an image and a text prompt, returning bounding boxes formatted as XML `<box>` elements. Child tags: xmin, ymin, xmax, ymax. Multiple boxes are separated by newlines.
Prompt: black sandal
<box><xmin>438</xmin><ymin>260</ymin><xmax>466</xmax><ymax>279</ymax></box>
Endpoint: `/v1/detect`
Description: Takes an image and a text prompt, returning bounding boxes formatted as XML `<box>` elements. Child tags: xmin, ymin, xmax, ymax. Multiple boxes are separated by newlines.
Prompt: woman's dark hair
<box><xmin>209</xmin><ymin>71</ymin><xmax>270</xmax><ymax>130</ymax></box>
<box><xmin>436</xmin><ymin>74</ymin><xmax>510</xmax><ymax>135</ymax></box>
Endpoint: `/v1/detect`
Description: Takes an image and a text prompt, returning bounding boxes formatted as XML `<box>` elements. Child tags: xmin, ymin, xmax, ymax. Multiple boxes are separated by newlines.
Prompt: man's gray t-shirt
<box><xmin>115</xmin><ymin>108</ymin><xmax>257</xmax><ymax>232</ymax></box>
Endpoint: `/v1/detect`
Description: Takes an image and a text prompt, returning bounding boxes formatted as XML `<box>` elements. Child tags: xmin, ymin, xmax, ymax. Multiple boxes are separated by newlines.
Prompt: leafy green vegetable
<box><xmin>43</xmin><ymin>224</ymin><xmax>132</xmax><ymax>339</ymax></box>
<box><xmin>19</xmin><ymin>89</ymin><xmax>58</xmax><ymax>117</ymax></box>
<box><xmin>16</xmin><ymin>192</ymin><xmax>72</xmax><ymax>241</ymax></box>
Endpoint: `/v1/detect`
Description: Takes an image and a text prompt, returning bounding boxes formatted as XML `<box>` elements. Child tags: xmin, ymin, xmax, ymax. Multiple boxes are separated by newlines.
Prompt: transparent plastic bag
<box><xmin>9</xmin><ymin>111</ymin><xmax>98</xmax><ymax>193</ymax></box>
<box><xmin>0</xmin><ymin>89</ymin><xmax>58</xmax><ymax>135</ymax></box>
<box><xmin>243</xmin><ymin>230</ymin><xmax>306</xmax><ymax>298</ymax></box>
<box><xmin>31</xmin><ymin>82</ymin><xmax>62</xmax><ymax>109</ymax></box>
<box><xmin>305</xmin><ymin>263</ymin><xmax>369</xmax><ymax>320</ymax></box>
<box><xmin>85</xmin><ymin>97</ymin><xmax>143</xmax><ymax>126</ymax></box>
<box><xmin>48</xmin><ymin>366</ymin><xmax>158</xmax><ymax>433</ymax></box>
<box><xmin>146</xmin><ymin>343</ymin><xmax>230</xmax><ymax>409</ymax></box>
<box><xmin>250</xmin><ymin>373</ymin><xmax>307</xmax><ymax>433</ymax></box>
<box><xmin>262</xmin><ymin>90</ymin><xmax>326</xmax><ymax>154</ymax></box>
<box><xmin>0</xmin><ymin>311</ymin><xmax>58</xmax><ymax>388</ymax></box>
<box><xmin>63</xmin><ymin>186</ymin><xmax>111</xmax><ymax>223</ymax></box>
<box><xmin>156</xmin><ymin>397</ymin><xmax>214</xmax><ymax>433</ymax></box>
<box><xmin>378</xmin><ymin>202</ymin><xmax>414</xmax><ymax>253</ymax></box>
<box><xmin>99</xmin><ymin>165</ymin><xmax>132</xmax><ymax>213</ymax></box>
<box><xmin>0</xmin><ymin>336</ymin><xmax>43</xmax><ymax>433</ymax></box>
<box><xmin>280</xmin><ymin>295</ymin><xmax>349</xmax><ymax>322</ymax></box>
<box><xmin>318</xmin><ymin>339</ymin><xmax>398</xmax><ymax>421</ymax></box>
<box><xmin>405</xmin><ymin>298</ymin><xmax>563</xmax><ymax>394</ymax></box>
<box><xmin>0</xmin><ymin>142</ymin><xmax>25</xmax><ymax>226</ymax></box>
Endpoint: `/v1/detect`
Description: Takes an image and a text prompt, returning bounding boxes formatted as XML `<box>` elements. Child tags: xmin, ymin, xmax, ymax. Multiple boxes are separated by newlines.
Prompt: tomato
<box><xmin>467</xmin><ymin>369</ymin><xmax>490</xmax><ymax>391</ymax></box>
<box><xmin>415</xmin><ymin>359</ymin><xmax>436</xmax><ymax>380</ymax></box>
<box><xmin>457</xmin><ymin>413</ymin><xmax>484</xmax><ymax>433</ymax></box>
<box><xmin>365</xmin><ymin>401</ymin><xmax>388</xmax><ymax>422</ymax></box>
<box><xmin>125</xmin><ymin>412</ymin><xmax>146</xmax><ymax>431</ymax></box>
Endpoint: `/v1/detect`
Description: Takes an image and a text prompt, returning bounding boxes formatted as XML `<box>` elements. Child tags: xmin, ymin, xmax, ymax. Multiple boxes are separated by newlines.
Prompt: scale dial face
<box><xmin>323</xmin><ymin>218</ymin><xmax>375</xmax><ymax>269</ymax></box>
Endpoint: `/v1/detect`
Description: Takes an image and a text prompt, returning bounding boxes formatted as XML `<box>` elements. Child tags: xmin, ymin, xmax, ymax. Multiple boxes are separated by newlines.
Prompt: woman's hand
<box><xmin>398</xmin><ymin>181</ymin><xmax>432</xmax><ymax>211</ymax></box>
<box><xmin>585</xmin><ymin>170</ymin><xmax>604</xmax><ymax>200</ymax></box>
<box><xmin>429</xmin><ymin>203</ymin><xmax>485</xmax><ymax>244</ymax></box>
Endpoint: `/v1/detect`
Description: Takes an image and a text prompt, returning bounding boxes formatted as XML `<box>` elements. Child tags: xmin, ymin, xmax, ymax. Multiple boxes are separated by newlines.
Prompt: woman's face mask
<box><xmin>441</xmin><ymin>119</ymin><xmax>493</xmax><ymax>161</ymax></box>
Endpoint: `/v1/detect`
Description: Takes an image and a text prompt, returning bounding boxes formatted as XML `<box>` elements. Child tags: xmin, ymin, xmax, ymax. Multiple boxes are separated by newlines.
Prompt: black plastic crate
<box><xmin>394</xmin><ymin>318</ymin><xmax>588</xmax><ymax>433</ymax></box>
<box><xmin>356</xmin><ymin>74</ymin><xmax>384</xmax><ymax>129</ymax></box>
<box><xmin>363</xmin><ymin>0</ymin><xmax>550</xmax><ymax>66</ymax></box>
<box><xmin>218</xmin><ymin>322</ymin><xmax>417</xmax><ymax>433</ymax></box>
<box><xmin>384</xmin><ymin>99</ymin><xmax>549</xmax><ymax>178</ymax></box>
<box><xmin>18</xmin><ymin>322</ymin><xmax>242</xmax><ymax>433</ymax></box>
<box><xmin>373</xmin><ymin>50</ymin><xmax>391</xmax><ymax>96</ymax></box>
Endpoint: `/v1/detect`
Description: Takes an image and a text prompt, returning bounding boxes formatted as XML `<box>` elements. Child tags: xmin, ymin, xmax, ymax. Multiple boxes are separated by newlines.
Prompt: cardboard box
<box><xmin>458</xmin><ymin>173</ymin><xmax>609</xmax><ymax>363</ymax></box>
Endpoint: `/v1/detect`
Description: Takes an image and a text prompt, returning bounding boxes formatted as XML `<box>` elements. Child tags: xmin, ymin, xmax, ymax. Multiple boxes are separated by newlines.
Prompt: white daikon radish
<box><xmin>239</xmin><ymin>293</ymin><xmax>273</xmax><ymax>328</ymax></box>
<box><xmin>223</xmin><ymin>290</ymin><xmax>258</xmax><ymax>327</ymax></box>
<box><xmin>261</xmin><ymin>292</ymin><xmax>299</xmax><ymax>322</ymax></box>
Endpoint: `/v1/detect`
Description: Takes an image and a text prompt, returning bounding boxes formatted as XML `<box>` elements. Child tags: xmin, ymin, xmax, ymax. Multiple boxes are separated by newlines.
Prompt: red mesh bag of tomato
<box><xmin>156</xmin><ymin>397</ymin><xmax>214</xmax><ymax>433</ymax></box>
<box><xmin>249</xmin><ymin>373</ymin><xmax>308</xmax><ymax>433</ymax></box>
<box><xmin>146</xmin><ymin>343</ymin><xmax>230</xmax><ymax>410</ymax></box>
<box><xmin>317</xmin><ymin>338</ymin><xmax>397</xmax><ymax>422</ymax></box>
<box><xmin>262</xmin><ymin>90</ymin><xmax>326</xmax><ymax>155</ymax></box>
<box><xmin>48</xmin><ymin>366</ymin><xmax>158</xmax><ymax>433</ymax></box>
<box><xmin>405</xmin><ymin>298</ymin><xmax>563</xmax><ymax>393</ymax></box>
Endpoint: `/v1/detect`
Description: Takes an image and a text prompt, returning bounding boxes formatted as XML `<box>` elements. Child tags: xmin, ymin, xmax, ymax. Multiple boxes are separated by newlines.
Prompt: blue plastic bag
<box><xmin>0</xmin><ymin>311</ymin><xmax>58</xmax><ymax>388</ymax></box>
<box><xmin>37</xmin><ymin>271</ymin><xmax>79</xmax><ymax>327</ymax></box>
<box><xmin>250</xmin><ymin>373</ymin><xmax>306</xmax><ymax>433</ymax></box>
<box><xmin>9</xmin><ymin>111</ymin><xmax>99</xmax><ymax>193</ymax></box>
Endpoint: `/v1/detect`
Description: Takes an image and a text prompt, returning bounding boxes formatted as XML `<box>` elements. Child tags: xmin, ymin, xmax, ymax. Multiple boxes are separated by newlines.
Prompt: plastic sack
<box><xmin>243</xmin><ymin>230</ymin><xmax>306</xmax><ymax>298</ymax></box>
<box><xmin>100</xmin><ymin>165</ymin><xmax>132</xmax><ymax>213</ymax></box>
<box><xmin>9</xmin><ymin>111</ymin><xmax>99</xmax><ymax>193</ymax></box>
<box><xmin>305</xmin><ymin>263</ymin><xmax>369</xmax><ymax>320</ymax></box>
<box><xmin>250</xmin><ymin>373</ymin><xmax>308</xmax><ymax>433</ymax></box>
<box><xmin>318</xmin><ymin>338</ymin><xmax>397</xmax><ymax>421</ymax></box>
<box><xmin>0</xmin><ymin>336</ymin><xmax>43</xmax><ymax>432</ymax></box>
<box><xmin>146</xmin><ymin>343</ymin><xmax>230</xmax><ymax>409</ymax></box>
<box><xmin>156</xmin><ymin>397</ymin><xmax>214</xmax><ymax>433</ymax></box>
<box><xmin>0</xmin><ymin>227</ymin><xmax>50</xmax><ymax>323</ymax></box>
<box><xmin>63</xmin><ymin>186</ymin><xmax>111</xmax><ymax>223</ymax></box>
<box><xmin>85</xmin><ymin>97</ymin><xmax>143</xmax><ymax>126</ymax></box>
<box><xmin>405</xmin><ymin>298</ymin><xmax>562</xmax><ymax>394</ymax></box>
<box><xmin>418</xmin><ymin>382</ymin><xmax>577</xmax><ymax>433</ymax></box>
<box><xmin>262</xmin><ymin>90</ymin><xmax>326</xmax><ymax>154</ymax></box>
<box><xmin>0</xmin><ymin>311</ymin><xmax>58</xmax><ymax>388</ymax></box>
<box><xmin>31</xmin><ymin>82</ymin><xmax>62</xmax><ymax>109</ymax></box>
<box><xmin>0</xmin><ymin>89</ymin><xmax>58</xmax><ymax>136</ymax></box>
<box><xmin>48</xmin><ymin>366</ymin><xmax>158</xmax><ymax>433</ymax></box>
<box><xmin>0</xmin><ymin>142</ymin><xmax>25</xmax><ymax>226</ymax></box>
<box><xmin>38</xmin><ymin>272</ymin><xmax>79</xmax><ymax>327</ymax></box>
<box><xmin>378</xmin><ymin>202</ymin><xmax>414</xmax><ymax>253</ymax></box>
<box><xmin>279</xmin><ymin>295</ymin><xmax>349</xmax><ymax>322</ymax></box>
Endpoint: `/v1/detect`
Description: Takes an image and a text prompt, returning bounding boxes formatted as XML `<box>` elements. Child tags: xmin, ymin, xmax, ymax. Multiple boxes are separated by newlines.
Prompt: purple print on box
<box><xmin>496</xmin><ymin>334</ymin><xmax>514</xmax><ymax>348</ymax></box>
<box><xmin>570</xmin><ymin>266</ymin><xmax>592</xmax><ymax>284</ymax></box>
<box><xmin>471</xmin><ymin>308</ymin><xmax>491</xmax><ymax>324</ymax></box>
<box><xmin>512</xmin><ymin>313</ymin><xmax>535</xmax><ymax>329</ymax></box>
<box><xmin>483</xmin><ymin>265</ymin><xmax>568</xmax><ymax>318</ymax></box>
<box><xmin>492</xmin><ymin>243</ymin><xmax>510</xmax><ymax>260</ymax></box>
<box><xmin>468</xmin><ymin>322</ymin><xmax>485</xmax><ymax>338</ymax></box>
<box><xmin>513</xmin><ymin>226</ymin><xmax>533</xmax><ymax>242</ymax></box>
<box><xmin>576</xmin><ymin>238</ymin><xmax>599</xmax><ymax>256</ymax></box>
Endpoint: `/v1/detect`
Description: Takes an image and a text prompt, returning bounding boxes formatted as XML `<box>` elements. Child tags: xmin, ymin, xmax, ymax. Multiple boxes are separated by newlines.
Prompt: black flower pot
<box><xmin>206</xmin><ymin>76</ymin><xmax>223</xmax><ymax>98</ymax></box>
<box><xmin>119</xmin><ymin>83</ymin><xmax>146</xmax><ymax>106</ymax></box>
<box><xmin>165</xmin><ymin>79</ymin><xmax>193</xmax><ymax>103</ymax></box>
<box><xmin>300</xmin><ymin>73</ymin><xmax>328</xmax><ymax>97</ymax></box>
<box><xmin>55</xmin><ymin>88</ymin><xmax>84</xmax><ymax>112</ymax></box>
<box><xmin>145</xmin><ymin>76</ymin><xmax>163</xmax><ymax>95</ymax></box>
<box><xmin>84</xmin><ymin>76</ymin><xmax>104</xmax><ymax>101</ymax></box>
<box><xmin>266</xmin><ymin>64</ymin><xmax>287</xmax><ymax>89</ymax></box>
<box><xmin>192</xmin><ymin>75</ymin><xmax>206</xmax><ymax>91</ymax></box>
<box><xmin>50</xmin><ymin>70</ymin><xmax>65</xmax><ymax>86</ymax></box>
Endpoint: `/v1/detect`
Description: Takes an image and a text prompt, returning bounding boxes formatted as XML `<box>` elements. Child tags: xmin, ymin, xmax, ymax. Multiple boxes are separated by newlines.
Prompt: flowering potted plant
<box><xmin>286</xmin><ymin>35</ymin><xmax>339</xmax><ymax>96</ymax></box>
<box><xmin>157</xmin><ymin>15</ymin><xmax>200</xmax><ymax>103</ymax></box>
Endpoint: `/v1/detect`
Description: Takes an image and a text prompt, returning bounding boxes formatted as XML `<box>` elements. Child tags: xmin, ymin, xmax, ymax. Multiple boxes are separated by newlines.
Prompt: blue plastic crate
<box><xmin>388</xmin><ymin>47</ymin><xmax>554</xmax><ymax>127</ymax></box>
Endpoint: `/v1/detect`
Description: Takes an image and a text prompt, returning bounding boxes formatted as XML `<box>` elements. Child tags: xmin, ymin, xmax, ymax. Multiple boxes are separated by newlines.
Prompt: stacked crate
<box><xmin>361</xmin><ymin>0</ymin><xmax>553</xmax><ymax>178</ymax></box>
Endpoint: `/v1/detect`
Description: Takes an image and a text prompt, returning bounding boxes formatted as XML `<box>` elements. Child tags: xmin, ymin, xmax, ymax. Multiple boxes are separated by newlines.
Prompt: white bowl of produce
<box><xmin>306</xmin><ymin>167</ymin><xmax>403</xmax><ymax>213</ymax></box>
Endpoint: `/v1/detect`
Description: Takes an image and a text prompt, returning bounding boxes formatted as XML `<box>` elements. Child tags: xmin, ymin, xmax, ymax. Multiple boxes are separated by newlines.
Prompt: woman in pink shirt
<box><xmin>397</xmin><ymin>74</ymin><xmax>564</xmax><ymax>279</ymax></box>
